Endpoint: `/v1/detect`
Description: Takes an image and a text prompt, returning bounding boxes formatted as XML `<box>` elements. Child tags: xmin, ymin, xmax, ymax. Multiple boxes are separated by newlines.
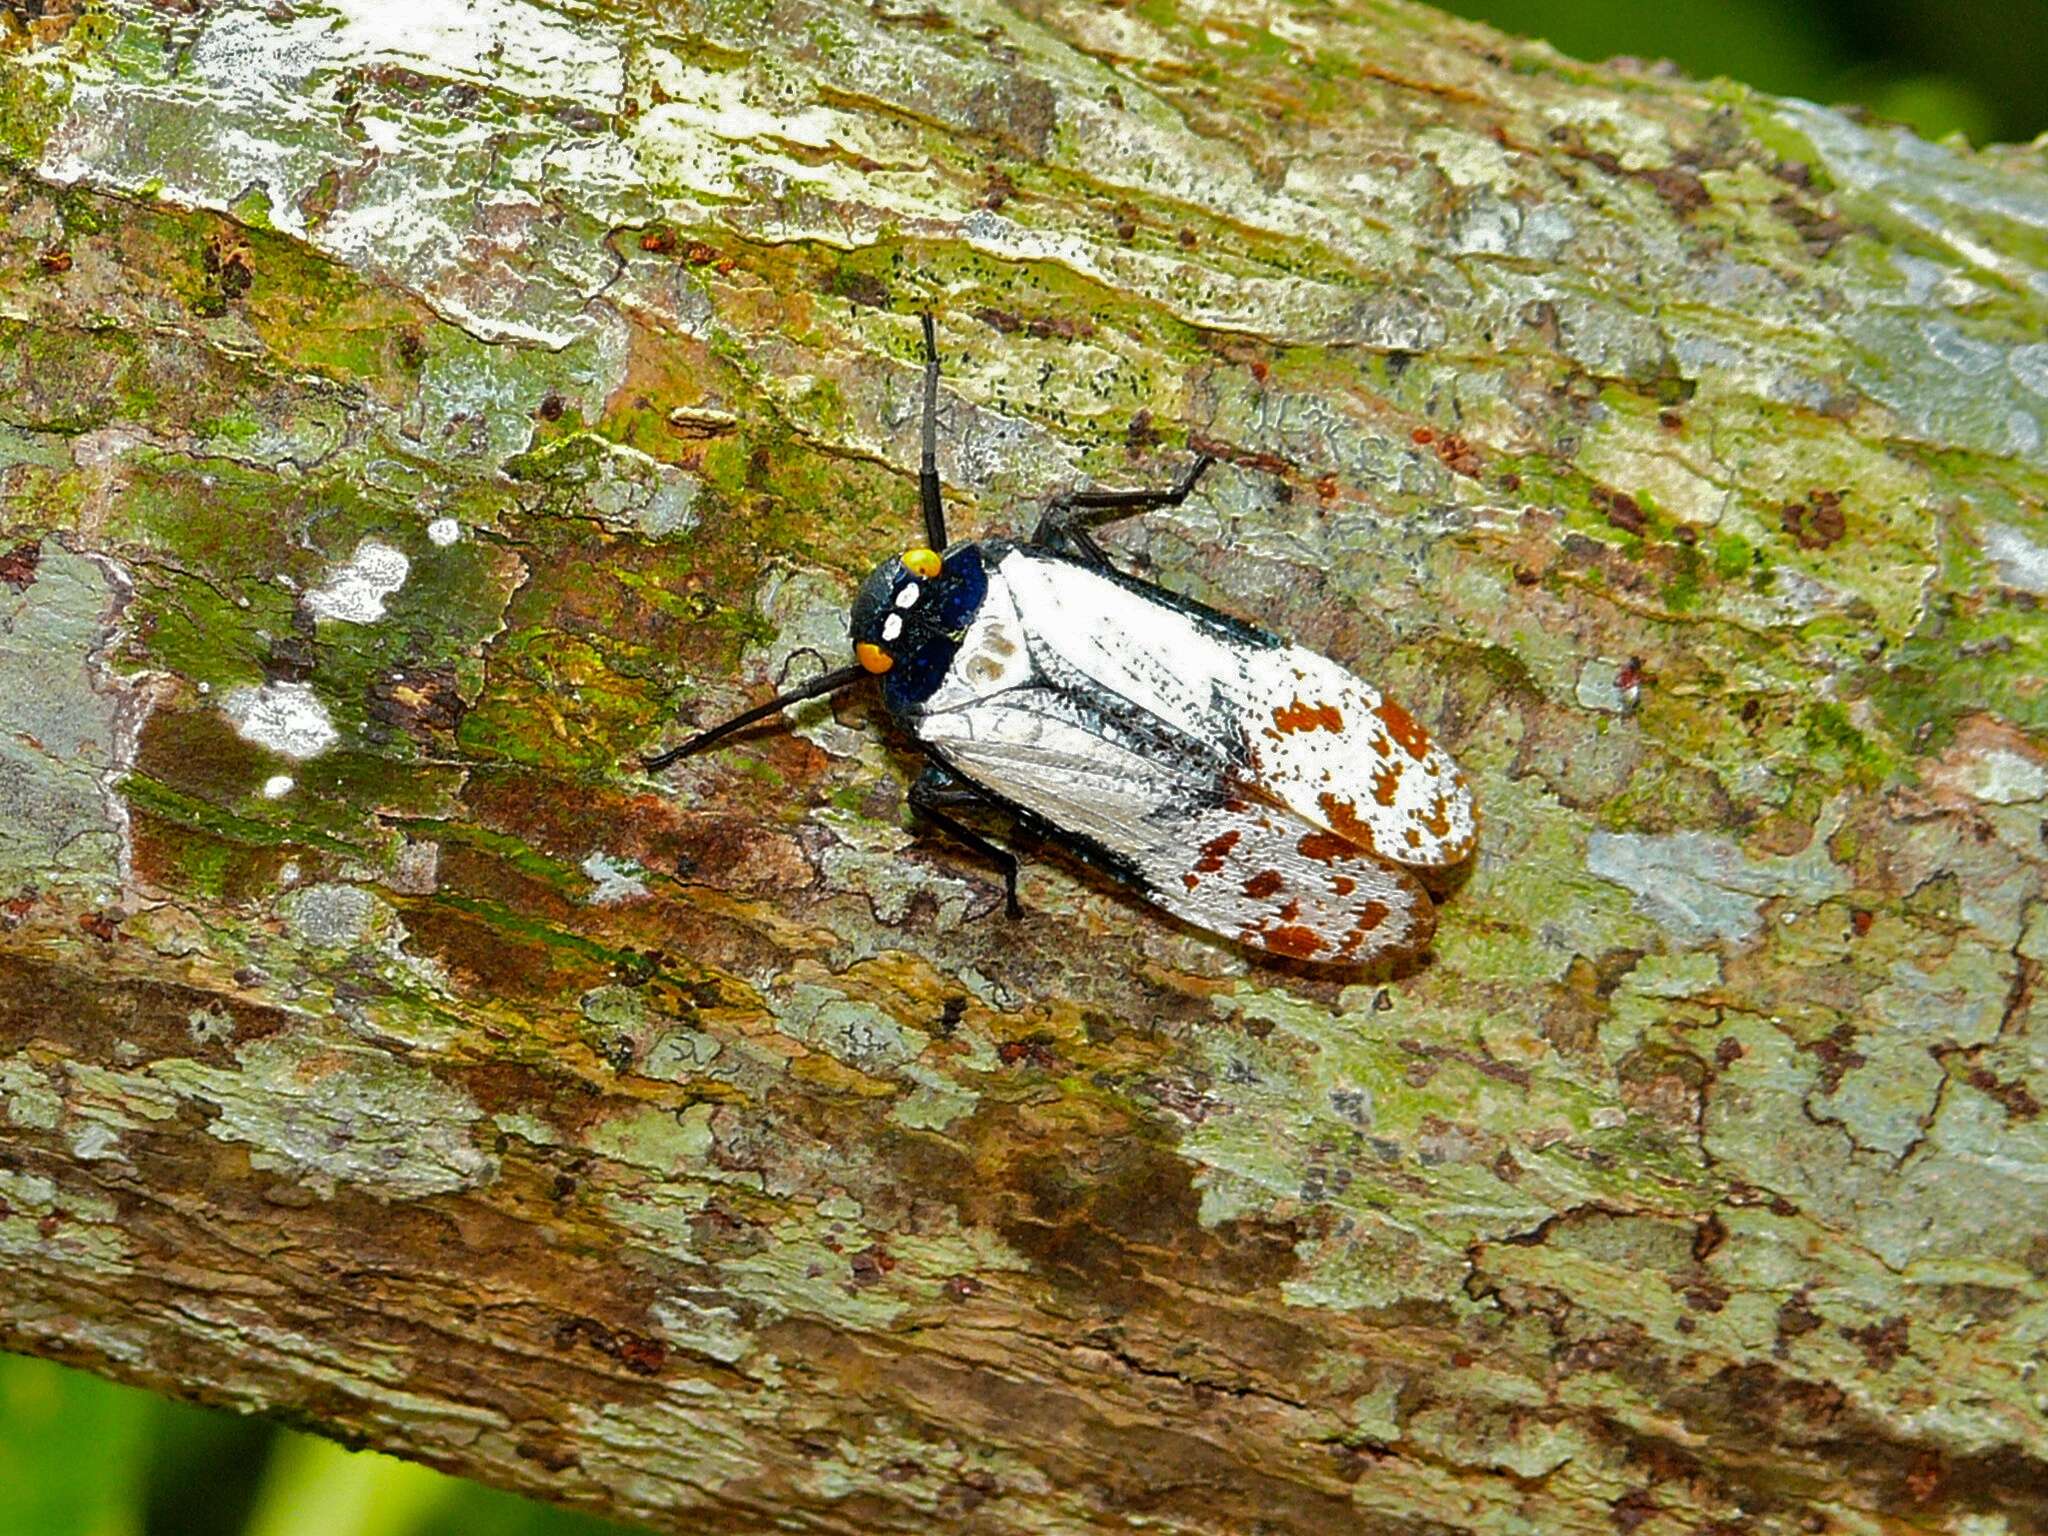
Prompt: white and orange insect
<box><xmin>646</xmin><ymin>316</ymin><xmax>1476</xmax><ymax>967</ymax></box>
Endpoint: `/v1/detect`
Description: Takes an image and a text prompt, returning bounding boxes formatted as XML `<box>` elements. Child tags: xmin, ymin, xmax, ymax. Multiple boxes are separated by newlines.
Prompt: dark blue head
<box><xmin>850</xmin><ymin>541</ymin><xmax>988</xmax><ymax>714</ymax></box>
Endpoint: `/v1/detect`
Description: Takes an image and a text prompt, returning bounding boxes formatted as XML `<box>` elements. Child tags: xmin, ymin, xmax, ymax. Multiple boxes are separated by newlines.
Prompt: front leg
<box><xmin>908</xmin><ymin>763</ymin><xmax>1023</xmax><ymax>919</ymax></box>
<box><xmin>1031</xmin><ymin>454</ymin><xmax>1215</xmax><ymax>570</ymax></box>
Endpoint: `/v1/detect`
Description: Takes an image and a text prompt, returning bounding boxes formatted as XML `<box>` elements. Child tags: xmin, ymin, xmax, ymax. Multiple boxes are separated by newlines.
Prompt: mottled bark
<box><xmin>1</xmin><ymin>0</ymin><xmax>2045</xmax><ymax>1531</ymax></box>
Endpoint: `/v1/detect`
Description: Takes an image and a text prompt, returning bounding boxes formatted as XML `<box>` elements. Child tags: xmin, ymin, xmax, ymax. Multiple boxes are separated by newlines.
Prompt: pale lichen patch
<box><xmin>278</xmin><ymin>883</ymin><xmax>388</xmax><ymax>948</ymax></box>
<box><xmin>1</xmin><ymin>1055</ymin><xmax>63</xmax><ymax>1130</ymax></box>
<box><xmin>586</xmin><ymin>1101</ymin><xmax>719</xmax><ymax>1177</ymax></box>
<box><xmin>153</xmin><ymin>1030</ymin><xmax>493</xmax><ymax>1201</ymax></box>
<box><xmin>1586</xmin><ymin>827</ymin><xmax>1849</xmax><ymax>945</ymax></box>
<box><xmin>744</xmin><ymin>570</ymin><xmax>864</xmax><ymax>760</ymax></box>
<box><xmin>647</xmin><ymin>1294</ymin><xmax>753</xmax><ymax>1365</ymax></box>
<box><xmin>304</xmin><ymin>537</ymin><xmax>411</xmax><ymax>623</ymax></box>
<box><xmin>0</xmin><ymin>1168</ymin><xmax>133</xmax><ymax>1273</ymax></box>
<box><xmin>221</xmin><ymin>681</ymin><xmax>340</xmax><ymax>759</ymax></box>
<box><xmin>0</xmin><ymin>543</ymin><xmax>148</xmax><ymax>896</ymax></box>
<box><xmin>888</xmin><ymin>1070</ymin><xmax>980</xmax><ymax>1133</ymax></box>
<box><xmin>769</xmin><ymin>983</ymin><xmax>929</xmax><ymax>1077</ymax></box>
<box><xmin>582</xmin><ymin>851</ymin><xmax>650</xmax><ymax>905</ymax></box>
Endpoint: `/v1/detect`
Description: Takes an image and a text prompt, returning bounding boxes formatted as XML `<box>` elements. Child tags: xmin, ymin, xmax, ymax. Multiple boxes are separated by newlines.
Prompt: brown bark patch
<box><xmin>0</xmin><ymin>541</ymin><xmax>39</xmax><ymax>590</ymax></box>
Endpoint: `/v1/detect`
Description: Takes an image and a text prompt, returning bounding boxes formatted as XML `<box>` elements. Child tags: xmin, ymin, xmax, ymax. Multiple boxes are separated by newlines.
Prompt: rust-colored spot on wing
<box><xmin>1374</xmin><ymin>698</ymin><xmax>1432</xmax><ymax>761</ymax></box>
<box><xmin>1298</xmin><ymin>830</ymin><xmax>1354</xmax><ymax>864</ymax></box>
<box><xmin>1422</xmin><ymin>794</ymin><xmax>1451</xmax><ymax>837</ymax></box>
<box><xmin>1336</xmin><ymin>900</ymin><xmax>1396</xmax><ymax>958</ymax></box>
<box><xmin>1262</xmin><ymin>924</ymin><xmax>1324</xmax><ymax>959</ymax></box>
<box><xmin>1243</xmin><ymin>869</ymin><xmax>1283</xmax><ymax>898</ymax></box>
<box><xmin>1272</xmin><ymin>697</ymin><xmax>1344</xmax><ymax>735</ymax></box>
<box><xmin>1331</xmin><ymin>874</ymin><xmax>1356</xmax><ymax>895</ymax></box>
<box><xmin>1317</xmin><ymin>794</ymin><xmax>1382</xmax><ymax>856</ymax></box>
<box><xmin>1371</xmin><ymin>762</ymin><xmax>1402</xmax><ymax>807</ymax></box>
<box><xmin>1189</xmin><ymin>829</ymin><xmax>1241</xmax><ymax>884</ymax></box>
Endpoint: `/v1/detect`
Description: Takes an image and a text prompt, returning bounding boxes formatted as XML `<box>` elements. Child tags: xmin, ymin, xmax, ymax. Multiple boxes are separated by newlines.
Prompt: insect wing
<box><xmin>991</xmin><ymin>549</ymin><xmax>1475</xmax><ymax>869</ymax></box>
<box><xmin>1171</xmin><ymin>796</ymin><xmax>1435</xmax><ymax>963</ymax></box>
<box><xmin>1232</xmin><ymin>646</ymin><xmax>1475</xmax><ymax>869</ymax></box>
<box><xmin>915</xmin><ymin>687</ymin><xmax>1434</xmax><ymax>966</ymax></box>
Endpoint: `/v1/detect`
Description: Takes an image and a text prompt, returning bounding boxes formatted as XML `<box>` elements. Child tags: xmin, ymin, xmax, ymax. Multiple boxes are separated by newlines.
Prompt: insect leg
<box><xmin>908</xmin><ymin>764</ymin><xmax>1022</xmax><ymax>919</ymax></box>
<box><xmin>1031</xmin><ymin>454</ymin><xmax>1216</xmax><ymax>568</ymax></box>
<box><xmin>918</xmin><ymin>313</ymin><xmax>947</xmax><ymax>551</ymax></box>
<box><xmin>640</xmin><ymin>663</ymin><xmax>868</xmax><ymax>772</ymax></box>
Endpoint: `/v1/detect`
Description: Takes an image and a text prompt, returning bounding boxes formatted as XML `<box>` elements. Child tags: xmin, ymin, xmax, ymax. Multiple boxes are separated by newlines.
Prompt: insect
<box><xmin>644</xmin><ymin>316</ymin><xmax>1477</xmax><ymax>967</ymax></box>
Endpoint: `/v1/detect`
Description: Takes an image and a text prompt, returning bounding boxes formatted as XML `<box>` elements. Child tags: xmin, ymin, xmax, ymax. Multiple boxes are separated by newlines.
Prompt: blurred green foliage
<box><xmin>1442</xmin><ymin>0</ymin><xmax>2048</xmax><ymax>144</ymax></box>
<box><xmin>0</xmin><ymin>1354</ymin><xmax>630</xmax><ymax>1536</ymax></box>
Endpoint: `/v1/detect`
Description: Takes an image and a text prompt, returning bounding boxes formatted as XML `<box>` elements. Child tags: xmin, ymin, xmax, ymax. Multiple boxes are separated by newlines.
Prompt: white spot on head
<box><xmin>222</xmin><ymin>681</ymin><xmax>339</xmax><ymax>759</ymax></box>
<box><xmin>895</xmin><ymin>582</ymin><xmax>921</xmax><ymax>609</ymax></box>
<box><xmin>882</xmin><ymin>613</ymin><xmax>904</xmax><ymax>643</ymax></box>
<box><xmin>305</xmin><ymin>537</ymin><xmax>410</xmax><ymax>623</ymax></box>
<box><xmin>427</xmin><ymin>517</ymin><xmax>461</xmax><ymax>547</ymax></box>
<box><xmin>262</xmin><ymin>774</ymin><xmax>294</xmax><ymax>799</ymax></box>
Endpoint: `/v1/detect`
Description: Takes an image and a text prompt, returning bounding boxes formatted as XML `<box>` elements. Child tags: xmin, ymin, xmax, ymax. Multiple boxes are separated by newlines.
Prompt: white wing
<box><xmin>978</xmin><ymin>549</ymin><xmax>1475</xmax><ymax>869</ymax></box>
<box><xmin>915</xmin><ymin>684</ymin><xmax>1434</xmax><ymax>966</ymax></box>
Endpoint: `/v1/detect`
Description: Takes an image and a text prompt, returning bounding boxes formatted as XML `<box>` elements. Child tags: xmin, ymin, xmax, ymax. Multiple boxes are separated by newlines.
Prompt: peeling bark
<box><xmin>2</xmin><ymin>1</ymin><xmax>2046</xmax><ymax>1532</ymax></box>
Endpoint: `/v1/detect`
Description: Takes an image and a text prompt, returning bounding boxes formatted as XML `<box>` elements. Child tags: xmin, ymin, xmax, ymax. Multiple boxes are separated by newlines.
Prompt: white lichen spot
<box><xmin>1959</xmin><ymin>749</ymin><xmax>2048</xmax><ymax>805</ymax></box>
<box><xmin>427</xmin><ymin>516</ymin><xmax>462</xmax><ymax>546</ymax></box>
<box><xmin>582</xmin><ymin>852</ymin><xmax>650</xmax><ymax>905</ymax></box>
<box><xmin>1982</xmin><ymin>523</ymin><xmax>2048</xmax><ymax>595</ymax></box>
<box><xmin>69</xmin><ymin>1122</ymin><xmax>122</xmax><ymax>1162</ymax></box>
<box><xmin>359</xmin><ymin>114</ymin><xmax>405</xmax><ymax>154</ymax></box>
<box><xmin>649</xmin><ymin>1294</ymin><xmax>753</xmax><ymax>1363</ymax></box>
<box><xmin>223</xmin><ymin>681</ymin><xmax>339</xmax><ymax>759</ymax></box>
<box><xmin>279</xmin><ymin>882</ymin><xmax>384</xmax><ymax>947</ymax></box>
<box><xmin>305</xmin><ymin>537</ymin><xmax>411</xmax><ymax>623</ymax></box>
<box><xmin>262</xmin><ymin>773</ymin><xmax>294</xmax><ymax>799</ymax></box>
<box><xmin>324</xmin><ymin>0</ymin><xmax>626</xmax><ymax>112</ymax></box>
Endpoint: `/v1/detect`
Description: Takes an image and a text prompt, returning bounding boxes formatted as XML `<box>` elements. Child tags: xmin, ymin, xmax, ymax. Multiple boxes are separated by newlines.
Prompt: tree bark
<box><xmin>2</xmin><ymin>0</ymin><xmax>2046</xmax><ymax>1531</ymax></box>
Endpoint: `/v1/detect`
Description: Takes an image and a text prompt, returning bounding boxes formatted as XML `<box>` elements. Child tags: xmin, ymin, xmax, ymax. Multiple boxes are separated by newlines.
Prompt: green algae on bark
<box><xmin>2</xmin><ymin>0</ymin><xmax>2046</xmax><ymax>1532</ymax></box>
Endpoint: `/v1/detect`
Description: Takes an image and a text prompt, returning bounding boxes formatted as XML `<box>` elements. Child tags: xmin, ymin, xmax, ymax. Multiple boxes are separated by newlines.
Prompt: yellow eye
<box><xmin>901</xmin><ymin>547</ymin><xmax>942</xmax><ymax>580</ymax></box>
<box><xmin>856</xmin><ymin>642</ymin><xmax>894</xmax><ymax>674</ymax></box>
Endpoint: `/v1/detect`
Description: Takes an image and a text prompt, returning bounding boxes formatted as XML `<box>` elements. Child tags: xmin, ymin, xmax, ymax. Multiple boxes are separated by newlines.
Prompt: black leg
<box><xmin>919</xmin><ymin>313</ymin><xmax>947</xmax><ymax>552</ymax></box>
<box><xmin>1031</xmin><ymin>454</ymin><xmax>1215</xmax><ymax>568</ymax></box>
<box><xmin>909</xmin><ymin>765</ymin><xmax>1021</xmax><ymax>918</ymax></box>
<box><xmin>640</xmin><ymin>663</ymin><xmax>868</xmax><ymax>773</ymax></box>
